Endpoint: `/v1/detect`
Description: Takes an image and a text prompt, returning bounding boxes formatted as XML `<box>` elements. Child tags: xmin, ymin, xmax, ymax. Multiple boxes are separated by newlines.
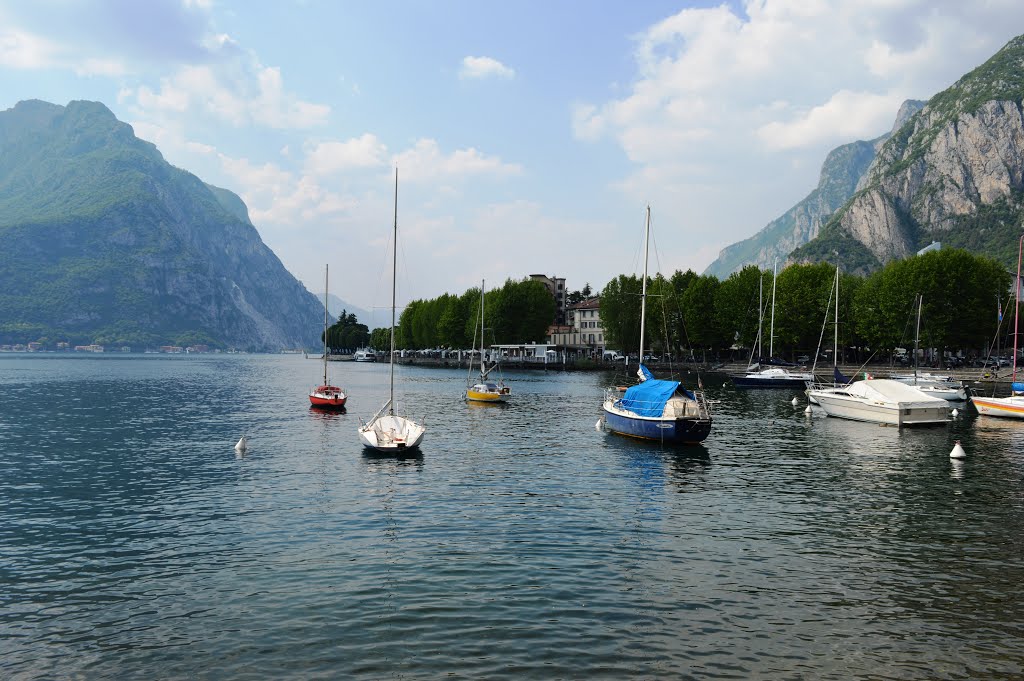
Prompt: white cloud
<box><xmin>217</xmin><ymin>153</ymin><xmax>356</xmax><ymax>227</ymax></box>
<box><xmin>304</xmin><ymin>134</ymin><xmax>388</xmax><ymax>175</ymax></box>
<box><xmin>0</xmin><ymin>29</ymin><xmax>60</xmax><ymax>69</ymax></box>
<box><xmin>393</xmin><ymin>139</ymin><xmax>523</xmax><ymax>182</ymax></box>
<box><xmin>575</xmin><ymin>0</ymin><xmax>1024</xmax><ymax>271</ymax></box>
<box><xmin>128</xmin><ymin>60</ymin><xmax>330</xmax><ymax>129</ymax></box>
<box><xmin>757</xmin><ymin>89</ymin><xmax>906</xmax><ymax>151</ymax></box>
<box><xmin>459</xmin><ymin>56</ymin><xmax>515</xmax><ymax>80</ymax></box>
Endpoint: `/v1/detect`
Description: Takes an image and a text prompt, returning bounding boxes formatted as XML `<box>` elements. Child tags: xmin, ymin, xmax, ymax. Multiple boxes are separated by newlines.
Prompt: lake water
<box><xmin>2</xmin><ymin>354</ymin><xmax>1023</xmax><ymax>679</ymax></box>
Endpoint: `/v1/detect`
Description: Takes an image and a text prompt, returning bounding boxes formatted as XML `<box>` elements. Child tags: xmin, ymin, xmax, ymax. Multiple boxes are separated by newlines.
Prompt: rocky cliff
<box><xmin>0</xmin><ymin>100</ymin><xmax>325</xmax><ymax>350</ymax></box>
<box><xmin>792</xmin><ymin>34</ymin><xmax>1024</xmax><ymax>273</ymax></box>
<box><xmin>704</xmin><ymin>100</ymin><xmax>923</xmax><ymax>279</ymax></box>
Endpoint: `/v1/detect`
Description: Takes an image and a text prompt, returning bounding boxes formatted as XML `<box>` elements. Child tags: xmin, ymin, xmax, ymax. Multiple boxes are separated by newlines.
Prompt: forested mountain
<box><xmin>792</xmin><ymin>34</ymin><xmax>1024</xmax><ymax>274</ymax></box>
<box><xmin>704</xmin><ymin>100</ymin><xmax>924</xmax><ymax>279</ymax></box>
<box><xmin>0</xmin><ymin>99</ymin><xmax>324</xmax><ymax>350</ymax></box>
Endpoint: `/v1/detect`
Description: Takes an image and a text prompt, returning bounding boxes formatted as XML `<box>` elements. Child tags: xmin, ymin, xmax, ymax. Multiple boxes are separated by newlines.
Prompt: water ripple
<box><xmin>1</xmin><ymin>356</ymin><xmax>1023</xmax><ymax>679</ymax></box>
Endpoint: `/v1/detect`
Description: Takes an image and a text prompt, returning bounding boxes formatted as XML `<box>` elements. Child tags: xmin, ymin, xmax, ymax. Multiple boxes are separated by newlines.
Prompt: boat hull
<box><xmin>810</xmin><ymin>393</ymin><xmax>948</xmax><ymax>426</ymax></box>
<box><xmin>465</xmin><ymin>391</ymin><xmax>509</xmax><ymax>403</ymax></box>
<box><xmin>971</xmin><ymin>395</ymin><xmax>1024</xmax><ymax>419</ymax></box>
<box><xmin>358</xmin><ymin>414</ymin><xmax>425</xmax><ymax>451</ymax></box>
<box><xmin>310</xmin><ymin>385</ymin><xmax>347</xmax><ymax>409</ymax></box>
<box><xmin>730</xmin><ymin>374</ymin><xmax>811</xmax><ymax>389</ymax></box>
<box><xmin>465</xmin><ymin>383</ymin><xmax>511</xmax><ymax>403</ymax></box>
<box><xmin>602</xmin><ymin>404</ymin><xmax>711</xmax><ymax>444</ymax></box>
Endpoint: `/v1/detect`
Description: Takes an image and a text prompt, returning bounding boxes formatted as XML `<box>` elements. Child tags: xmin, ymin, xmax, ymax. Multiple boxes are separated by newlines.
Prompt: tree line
<box><xmin>338</xmin><ymin>278</ymin><xmax>556</xmax><ymax>353</ymax></box>
<box><xmin>600</xmin><ymin>248</ymin><xmax>1013</xmax><ymax>364</ymax></box>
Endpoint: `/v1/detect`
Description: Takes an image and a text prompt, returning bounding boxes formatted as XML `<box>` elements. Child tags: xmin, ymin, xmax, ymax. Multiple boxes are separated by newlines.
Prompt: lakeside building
<box><xmin>529</xmin><ymin>274</ymin><xmax>567</xmax><ymax>325</ymax></box>
<box><xmin>545</xmin><ymin>296</ymin><xmax>606</xmax><ymax>357</ymax></box>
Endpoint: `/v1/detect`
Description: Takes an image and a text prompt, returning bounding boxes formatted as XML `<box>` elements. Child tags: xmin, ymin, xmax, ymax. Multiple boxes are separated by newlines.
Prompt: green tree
<box><xmin>713</xmin><ymin>265</ymin><xmax>764</xmax><ymax>355</ymax></box>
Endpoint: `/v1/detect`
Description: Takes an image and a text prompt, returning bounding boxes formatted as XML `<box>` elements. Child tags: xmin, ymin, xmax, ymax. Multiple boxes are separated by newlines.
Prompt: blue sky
<box><xmin>2</xmin><ymin>1</ymin><xmax>1023</xmax><ymax>317</ymax></box>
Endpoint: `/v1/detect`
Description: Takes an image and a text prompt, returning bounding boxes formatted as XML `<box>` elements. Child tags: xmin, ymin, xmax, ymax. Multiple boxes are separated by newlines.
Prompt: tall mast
<box><xmin>769</xmin><ymin>260</ymin><xmax>777</xmax><ymax>358</ymax></box>
<box><xmin>639</xmin><ymin>206</ymin><xmax>650</xmax><ymax>362</ymax></box>
<box><xmin>834</xmin><ymin>265</ymin><xmax>839</xmax><ymax>366</ymax></box>
<box><xmin>1014</xmin><ymin>233</ymin><xmax>1023</xmax><ymax>382</ymax></box>
<box><xmin>914</xmin><ymin>293</ymin><xmax>922</xmax><ymax>383</ymax></box>
<box><xmin>757</xmin><ymin>273</ymin><xmax>763</xmax><ymax>362</ymax></box>
<box><xmin>323</xmin><ymin>263</ymin><xmax>329</xmax><ymax>385</ymax></box>
<box><xmin>389</xmin><ymin>169</ymin><xmax>398</xmax><ymax>415</ymax></box>
<box><xmin>480</xmin><ymin>279</ymin><xmax>486</xmax><ymax>378</ymax></box>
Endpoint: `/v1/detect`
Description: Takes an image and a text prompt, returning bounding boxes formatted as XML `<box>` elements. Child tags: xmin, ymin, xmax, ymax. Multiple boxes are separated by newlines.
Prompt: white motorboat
<box><xmin>807</xmin><ymin>378</ymin><xmax>950</xmax><ymax>426</ymax></box>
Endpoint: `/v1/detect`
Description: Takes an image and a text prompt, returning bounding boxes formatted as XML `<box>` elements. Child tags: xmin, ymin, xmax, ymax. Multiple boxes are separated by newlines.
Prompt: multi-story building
<box><xmin>529</xmin><ymin>274</ymin><xmax>567</xmax><ymax>325</ymax></box>
<box><xmin>547</xmin><ymin>297</ymin><xmax>606</xmax><ymax>356</ymax></box>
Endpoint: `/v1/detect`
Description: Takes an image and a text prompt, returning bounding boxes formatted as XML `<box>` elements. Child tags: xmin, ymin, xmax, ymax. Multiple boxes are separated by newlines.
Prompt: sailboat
<box><xmin>357</xmin><ymin>170</ymin><xmax>426</xmax><ymax>451</ymax></box>
<box><xmin>309</xmin><ymin>263</ymin><xmax>347</xmax><ymax>409</ymax></box>
<box><xmin>971</xmin><ymin>233</ymin><xmax>1024</xmax><ymax>418</ymax></box>
<box><xmin>465</xmin><ymin>279</ymin><xmax>511</xmax><ymax>403</ymax></box>
<box><xmin>889</xmin><ymin>294</ymin><xmax>967</xmax><ymax>401</ymax></box>
<box><xmin>730</xmin><ymin>261</ymin><xmax>814</xmax><ymax>388</ymax></box>
<box><xmin>599</xmin><ymin>207</ymin><xmax>713</xmax><ymax>444</ymax></box>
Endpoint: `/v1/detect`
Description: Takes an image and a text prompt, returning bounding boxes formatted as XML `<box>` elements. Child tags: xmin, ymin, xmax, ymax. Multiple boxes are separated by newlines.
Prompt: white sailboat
<box><xmin>357</xmin><ymin>170</ymin><xmax>426</xmax><ymax>451</ymax></box>
<box><xmin>309</xmin><ymin>264</ymin><xmax>347</xmax><ymax>409</ymax></box>
<box><xmin>730</xmin><ymin>261</ymin><xmax>814</xmax><ymax>388</ymax></box>
<box><xmin>971</xmin><ymin>233</ymin><xmax>1024</xmax><ymax>419</ymax></box>
<box><xmin>465</xmin><ymin>279</ymin><xmax>511</xmax><ymax>403</ymax></box>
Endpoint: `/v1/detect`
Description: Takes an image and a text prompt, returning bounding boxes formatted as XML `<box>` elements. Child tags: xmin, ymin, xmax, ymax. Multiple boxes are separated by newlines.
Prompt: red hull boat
<box><xmin>310</xmin><ymin>384</ymin><xmax>347</xmax><ymax>409</ymax></box>
<box><xmin>310</xmin><ymin>264</ymin><xmax>348</xmax><ymax>410</ymax></box>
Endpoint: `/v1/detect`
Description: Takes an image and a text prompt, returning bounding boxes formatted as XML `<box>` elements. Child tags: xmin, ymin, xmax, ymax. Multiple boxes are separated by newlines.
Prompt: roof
<box><xmin>569</xmin><ymin>297</ymin><xmax>600</xmax><ymax>310</ymax></box>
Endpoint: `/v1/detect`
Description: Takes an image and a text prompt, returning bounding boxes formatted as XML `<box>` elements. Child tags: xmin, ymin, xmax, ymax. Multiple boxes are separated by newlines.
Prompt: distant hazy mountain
<box><xmin>0</xmin><ymin>99</ymin><xmax>324</xmax><ymax>350</ymax></box>
<box><xmin>317</xmin><ymin>292</ymin><xmax>389</xmax><ymax>330</ymax></box>
<box><xmin>791</xmin><ymin>34</ymin><xmax>1024</xmax><ymax>274</ymax></box>
<box><xmin>704</xmin><ymin>100</ymin><xmax>923</xmax><ymax>279</ymax></box>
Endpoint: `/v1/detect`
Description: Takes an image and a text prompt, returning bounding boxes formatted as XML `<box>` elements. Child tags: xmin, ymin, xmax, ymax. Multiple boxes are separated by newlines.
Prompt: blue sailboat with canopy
<box><xmin>600</xmin><ymin>207</ymin><xmax>713</xmax><ymax>444</ymax></box>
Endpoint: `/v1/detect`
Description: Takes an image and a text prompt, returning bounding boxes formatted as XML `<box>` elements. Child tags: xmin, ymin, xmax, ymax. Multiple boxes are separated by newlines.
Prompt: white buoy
<box><xmin>949</xmin><ymin>440</ymin><xmax>966</xmax><ymax>459</ymax></box>
<box><xmin>951</xmin><ymin>408</ymin><xmax>959</xmax><ymax>417</ymax></box>
<box><xmin>791</xmin><ymin>397</ymin><xmax>799</xmax><ymax>407</ymax></box>
<box><xmin>723</xmin><ymin>382</ymin><xmax>728</xmax><ymax>387</ymax></box>
<box><xmin>235</xmin><ymin>435</ymin><xmax>248</xmax><ymax>452</ymax></box>
<box><xmin>804</xmin><ymin>405</ymin><xmax>812</xmax><ymax>415</ymax></box>
<box><xmin>595</xmin><ymin>419</ymin><xmax>603</xmax><ymax>432</ymax></box>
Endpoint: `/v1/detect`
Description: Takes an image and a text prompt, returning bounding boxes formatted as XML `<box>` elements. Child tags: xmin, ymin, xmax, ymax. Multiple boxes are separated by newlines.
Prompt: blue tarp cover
<box><xmin>638</xmin><ymin>364</ymin><xmax>655</xmax><ymax>381</ymax></box>
<box><xmin>1012</xmin><ymin>382</ymin><xmax>1024</xmax><ymax>394</ymax></box>
<box><xmin>834</xmin><ymin>366</ymin><xmax>853</xmax><ymax>385</ymax></box>
<box><xmin>620</xmin><ymin>378</ymin><xmax>682</xmax><ymax>417</ymax></box>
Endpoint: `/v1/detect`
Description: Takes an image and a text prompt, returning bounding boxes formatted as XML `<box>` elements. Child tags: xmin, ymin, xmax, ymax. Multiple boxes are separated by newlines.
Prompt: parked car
<box><xmin>796</xmin><ymin>354</ymin><xmax>810</xmax><ymax>364</ymax></box>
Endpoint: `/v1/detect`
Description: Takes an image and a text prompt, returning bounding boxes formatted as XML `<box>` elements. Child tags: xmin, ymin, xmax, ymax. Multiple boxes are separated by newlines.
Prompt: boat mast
<box><xmin>639</xmin><ymin>206</ymin><xmax>650</xmax><ymax>363</ymax></box>
<box><xmin>914</xmin><ymin>293</ymin><xmax>922</xmax><ymax>384</ymax></box>
<box><xmin>323</xmin><ymin>263</ymin><xmax>329</xmax><ymax>386</ymax></box>
<box><xmin>480</xmin><ymin>279</ymin><xmax>486</xmax><ymax>380</ymax></box>
<box><xmin>834</xmin><ymin>265</ymin><xmax>839</xmax><ymax>367</ymax></box>
<box><xmin>769</xmin><ymin>260</ymin><xmax>777</xmax><ymax>358</ymax></box>
<box><xmin>1014</xmin><ymin>233</ymin><xmax>1022</xmax><ymax>383</ymax></box>
<box><xmin>389</xmin><ymin>169</ymin><xmax>398</xmax><ymax>415</ymax></box>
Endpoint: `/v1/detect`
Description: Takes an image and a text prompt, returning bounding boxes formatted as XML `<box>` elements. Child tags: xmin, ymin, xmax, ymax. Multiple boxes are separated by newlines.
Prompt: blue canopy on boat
<box><xmin>638</xmin><ymin>364</ymin><xmax>654</xmax><ymax>381</ymax></box>
<box><xmin>1012</xmin><ymin>382</ymin><xmax>1024</xmax><ymax>395</ymax></box>
<box><xmin>620</xmin><ymin>378</ymin><xmax>695</xmax><ymax>417</ymax></box>
<box><xmin>834</xmin><ymin>366</ymin><xmax>853</xmax><ymax>385</ymax></box>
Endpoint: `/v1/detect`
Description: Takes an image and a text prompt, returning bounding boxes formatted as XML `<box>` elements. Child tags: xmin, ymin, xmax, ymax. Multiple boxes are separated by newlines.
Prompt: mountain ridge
<box><xmin>0</xmin><ymin>99</ymin><xmax>324</xmax><ymax>350</ymax></box>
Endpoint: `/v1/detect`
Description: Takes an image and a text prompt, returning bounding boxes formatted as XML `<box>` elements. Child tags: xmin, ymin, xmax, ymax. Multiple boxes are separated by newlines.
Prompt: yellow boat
<box><xmin>466</xmin><ymin>380</ymin><xmax>511</xmax><ymax>403</ymax></box>
<box><xmin>465</xmin><ymin>279</ymin><xmax>512</xmax><ymax>404</ymax></box>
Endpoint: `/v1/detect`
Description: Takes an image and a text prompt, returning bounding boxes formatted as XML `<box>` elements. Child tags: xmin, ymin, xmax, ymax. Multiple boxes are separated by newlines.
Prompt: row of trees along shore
<box><xmin>600</xmin><ymin>248</ymin><xmax>1012</xmax><ymax>364</ymax></box>
<box><xmin>327</xmin><ymin>249</ymin><xmax>1013</xmax><ymax>365</ymax></box>
<box><xmin>326</xmin><ymin>278</ymin><xmax>556</xmax><ymax>354</ymax></box>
